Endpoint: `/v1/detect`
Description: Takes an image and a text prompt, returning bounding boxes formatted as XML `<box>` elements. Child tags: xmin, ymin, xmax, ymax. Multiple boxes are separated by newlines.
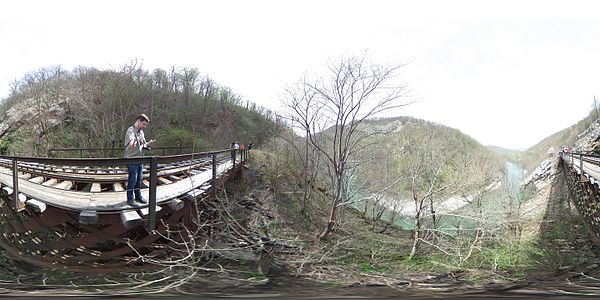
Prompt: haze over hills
<box><xmin>487</xmin><ymin>145</ymin><xmax>524</xmax><ymax>154</ymax></box>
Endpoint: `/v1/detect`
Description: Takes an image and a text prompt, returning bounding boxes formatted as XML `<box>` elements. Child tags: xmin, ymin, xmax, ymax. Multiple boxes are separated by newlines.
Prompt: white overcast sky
<box><xmin>1</xmin><ymin>0</ymin><xmax>599</xmax><ymax>150</ymax></box>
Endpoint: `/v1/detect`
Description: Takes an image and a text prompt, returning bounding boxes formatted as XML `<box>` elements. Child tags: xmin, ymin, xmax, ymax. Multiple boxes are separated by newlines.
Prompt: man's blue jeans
<box><xmin>127</xmin><ymin>163</ymin><xmax>144</xmax><ymax>201</ymax></box>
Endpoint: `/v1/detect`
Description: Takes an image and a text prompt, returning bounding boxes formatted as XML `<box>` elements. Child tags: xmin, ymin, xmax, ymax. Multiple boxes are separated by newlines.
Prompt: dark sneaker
<box><xmin>135</xmin><ymin>197</ymin><xmax>148</xmax><ymax>204</ymax></box>
<box><xmin>127</xmin><ymin>199</ymin><xmax>139</xmax><ymax>207</ymax></box>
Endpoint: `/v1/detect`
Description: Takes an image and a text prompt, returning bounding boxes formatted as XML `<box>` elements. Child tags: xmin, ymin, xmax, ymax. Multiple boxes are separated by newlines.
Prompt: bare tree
<box><xmin>283</xmin><ymin>75</ymin><xmax>322</xmax><ymax>213</ymax></box>
<box><xmin>405</xmin><ymin>145</ymin><xmax>504</xmax><ymax>264</ymax></box>
<box><xmin>402</xmin><ymin>134</ymin><xmax>453</xmax><ymax>259</ymax></box>
<box><xmin>452</xmin><ymin>151</ymin><xmax>502</xmax><ymax>263</ymax></box>
<box><xmin>284</xmin><ymin>54</ymin><xmax>410</xmax><ymax>239</ymax></box>
<box><xmin>593</xmin><ymin>95</ymin><xmax>600</xmax><ymax>121</ymax></box>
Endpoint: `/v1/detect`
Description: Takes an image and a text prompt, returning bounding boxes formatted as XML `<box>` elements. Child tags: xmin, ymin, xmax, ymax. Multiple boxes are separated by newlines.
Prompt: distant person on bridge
<box><xmin>124</xmin><ymin>114</ymin><xmax>155</xmax><ymax>207</ymax></box>
<box><xmin>230</xmin><ymin>141</ymin><xmax>240</xmax><ymax>162</ymax></box>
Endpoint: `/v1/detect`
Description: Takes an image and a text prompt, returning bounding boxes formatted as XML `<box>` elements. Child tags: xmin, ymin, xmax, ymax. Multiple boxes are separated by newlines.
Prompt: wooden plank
<box><xmin>167</xmin><ymin>175</ymin><xmax>181</xmax><ymax>181</ymax></box>
<box><xmin>157</xmin><ymin>177</ymin><xmax>172</xmax><ymax>185</ymax></box>
<box><xmin>112</xmin><ymin>183</ymin><xmax>125</xmax><ymax>192</ymax></box>
<box><xmin>53</xmin><ymin>181</ymin><xmax>73</xmax><ymax>190</ymax></box>
<box><xmin>138</xmin><ymin>205</ymin><xmax>162</xmax><ymax>217</ymax></box>
<box><xmin>18</xmin><ymin>173</ymin><xmax>32</xmax><ymax>180</ymax></box>
<box><xmin>187</xmin><ymin>189</ymin><xmax>203</xmax><ymax>200</ymax></box>
<box><xmin>120</xmin><ymin>210</ymin><xmax>142</xmax><ymax>229</ymax></box>
<box><xmin>26</xmin><ymin>199</ymin><xmax>46</xmax><ymax>213</ymax></box>
<box><xmin>79</xmin><ymin>210</ymin><xmax>98</xmax><ymax>224</ymax></box>
<box><xmin>167</xmin><ymin>199</ymin><xmax>184</xmax><ymax>211</ymax></box>
<box><xmin>142</xmin><ymin>180</ymin><xmax>150</xmax><ymax>188</ymax></box>
<box><xmin>28</xmin><ymin>177</ymin><xmax>45</xmax><ymax>184</ymax></box>
<box><xmin>90</xmin><ymin>183</ymin><xmax>101</xmax><ymax>192</ymax></box>
<box><xmin>41</xmin><ymin>178</ymin><xmax>58</xmax><ymax>186</ymax></box>
<box><xmin>2</xmin><ymin>187</ymin><xmax>27</xmax><ymax>203</ymax></box>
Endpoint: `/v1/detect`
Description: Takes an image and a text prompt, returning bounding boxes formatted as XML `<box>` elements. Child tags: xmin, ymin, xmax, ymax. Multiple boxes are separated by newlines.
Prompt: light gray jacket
<box><xmin>124</xmin><ymin>125</ymin><xmax>147</xmax><ymax>158</ymax></box>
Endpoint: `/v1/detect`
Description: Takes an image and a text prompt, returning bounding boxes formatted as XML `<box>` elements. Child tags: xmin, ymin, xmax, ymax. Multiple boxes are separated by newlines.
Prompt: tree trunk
<box><xmin>318</xmin><ymin>175</ymin><xmax>343</xmax><ymax>240</ymax></box>
<box><xmin>408</xmin><ymin>216</ymin><xmax>420</xmax><ymax>260</ymax></box>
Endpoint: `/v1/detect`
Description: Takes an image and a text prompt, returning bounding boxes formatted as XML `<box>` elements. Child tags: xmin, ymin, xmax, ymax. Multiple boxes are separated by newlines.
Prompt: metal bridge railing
<box><xmin>0</xmin><ymin>147</ymin><xmax>249</xmax><ymax>231</ymax></box>
<box><xmin>560</xmin><ymin>151</ymin><xmax>600</xmax><ymax>183</ymax></box>
<box><xmin>47</xmin><ymin>146</ymin><xmax>197</xmax><ymax>158</ymax></box>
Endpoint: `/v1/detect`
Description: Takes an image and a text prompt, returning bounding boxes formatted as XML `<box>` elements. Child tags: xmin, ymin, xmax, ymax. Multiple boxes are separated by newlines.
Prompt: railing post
<box><xmin>212</xmin><ymin>153</ymin><xmax>217</xmax><ymax>198</ymax></box>
<box><xmin>148</xmin><ymin>156</ymin><xmax>158</xmax><ymax>231</ymax></box>
<box><xmin>580</xmin><ymin>153</ymin><xmax>585</xmax><ymax>181</ymax></box>
<box><xmin>12</xmin><ymin>158</ymin><xmax>19</xmax><ymax>210</ymax></box>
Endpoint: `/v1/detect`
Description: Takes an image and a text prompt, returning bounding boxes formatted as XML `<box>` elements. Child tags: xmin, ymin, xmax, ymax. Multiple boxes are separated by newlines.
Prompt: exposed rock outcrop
<box><xmin>0</xmin><ymin>98</ymin><xmax>69</xmax><ymax>139</ymax></box>
<box><xmin>520</xmin><ymin>157</ymin><xmax>556</xmax><ymax>191</ymax></box>
<box><xmin>573</xmin><ymin>120</ymin><xmax>600</xmax><ymax>153</ymax></box>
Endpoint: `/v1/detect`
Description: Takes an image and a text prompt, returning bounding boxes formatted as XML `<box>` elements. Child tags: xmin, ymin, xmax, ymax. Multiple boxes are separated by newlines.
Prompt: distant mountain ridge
<box><xmin>487</xmin><ymin>145</ymin><xmax>523</xmax><ymax>154</ymax></box>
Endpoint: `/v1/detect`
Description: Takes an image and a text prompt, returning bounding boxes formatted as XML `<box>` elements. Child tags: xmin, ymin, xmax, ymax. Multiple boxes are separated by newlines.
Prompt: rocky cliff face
<box><xmin>573</xmin><ymin>119</ymin><xmax>600</xmax><ymax>153</ymax></box>
<box><xmin>520</xmin><ymin>157</ymin><xmax>556</xmax><ymax>191</ymax></box>
<box><xmin>0</xmin><ymin>98</ymin><xmax>69</xmax><ymax>139</ymax></box>
<box><xmin>523</xmin><ymin>118</ymin><xmax>600</xmax><ymax>191</ymax></box>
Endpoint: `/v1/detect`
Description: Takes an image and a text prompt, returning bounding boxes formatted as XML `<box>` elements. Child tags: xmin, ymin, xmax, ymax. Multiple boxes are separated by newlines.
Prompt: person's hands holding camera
<box><xmin>143</xmin><ymin>139</ymin><xmax>156</xmax><ymax>150</ymax></box>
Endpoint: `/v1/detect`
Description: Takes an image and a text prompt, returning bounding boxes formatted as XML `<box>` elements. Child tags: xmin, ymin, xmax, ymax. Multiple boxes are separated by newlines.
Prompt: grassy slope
<box><xmin>243</xmin><ymin>118</ymin><xmax>518</xmax><ymax>285</ymax></box>
<box><xmin>240</xmin><ymin>113</ymin><xmax>600</xmax><ymax>290</ymax></box>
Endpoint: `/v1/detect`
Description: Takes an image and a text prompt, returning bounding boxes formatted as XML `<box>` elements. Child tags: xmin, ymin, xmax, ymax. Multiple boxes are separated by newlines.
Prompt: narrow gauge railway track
<box><xmin>0</xmin><ymin>155</ymin><xmax>218</xmax><ymax>184</ymax></box>
<box><xmin>0</xmin><ymin>148</ymin><xmax>247</xmax><ymax>272</ymax></box>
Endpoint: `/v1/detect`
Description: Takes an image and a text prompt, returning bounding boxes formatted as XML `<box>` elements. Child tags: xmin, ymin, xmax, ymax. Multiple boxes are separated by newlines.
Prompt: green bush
<box><xmin>593</xmin><ymin>143</ymin><xmax>600</xmax><ymax>155</ymax></box>
<box><xmin>154</xmin><ymin>127</ymin><xmax>208</xmax><ymax>150</ymax></box>
<box><xmin>0</xmin><ymin>133</ymin><xmax>21</xmax><ymax>155</ymax></box>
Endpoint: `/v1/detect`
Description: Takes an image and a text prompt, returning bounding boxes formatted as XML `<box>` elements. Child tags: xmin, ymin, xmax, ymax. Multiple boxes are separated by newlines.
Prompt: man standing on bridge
<box><xmin>124</xmin><ymin>114</ymin><xmax>155</xmax><ymax>206</ymax></box>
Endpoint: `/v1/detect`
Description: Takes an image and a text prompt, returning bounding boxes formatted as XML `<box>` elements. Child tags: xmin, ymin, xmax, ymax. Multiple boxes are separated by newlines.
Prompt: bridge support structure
<box><xmin>0</xmin><ymin>147</ymin><xmax>250</xmax><ymax>273</ymax></box>
<box><xmin>560</xmin><ymin>155</ymin><xmax>600</xmax><ymax>245</ymax></box>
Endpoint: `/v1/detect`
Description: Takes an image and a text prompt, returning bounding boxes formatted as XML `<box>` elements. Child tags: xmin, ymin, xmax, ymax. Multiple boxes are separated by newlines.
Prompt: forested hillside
<box><xmin>352</xmin><ymin>117</ymin><xmax>505</xmax><ymax>241</ymax></box>
<box><xmin>516</xmin><ymin>109</ymin><xmax>600</xmax><ymax>173</ymax></box>
<box><xmin>354</xmin><ymin>116</ymin><xmax>504</xmax><ymax>212</ymax></box>
<box><xmin>0</xmin><ymin>63</ymin><xmax>278</xmax><ymax>156</ymax></box>
<box><xmin>262</xmin><ymin>113</ymin><xmax>508</xmax><ymax>262</ymax></box>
